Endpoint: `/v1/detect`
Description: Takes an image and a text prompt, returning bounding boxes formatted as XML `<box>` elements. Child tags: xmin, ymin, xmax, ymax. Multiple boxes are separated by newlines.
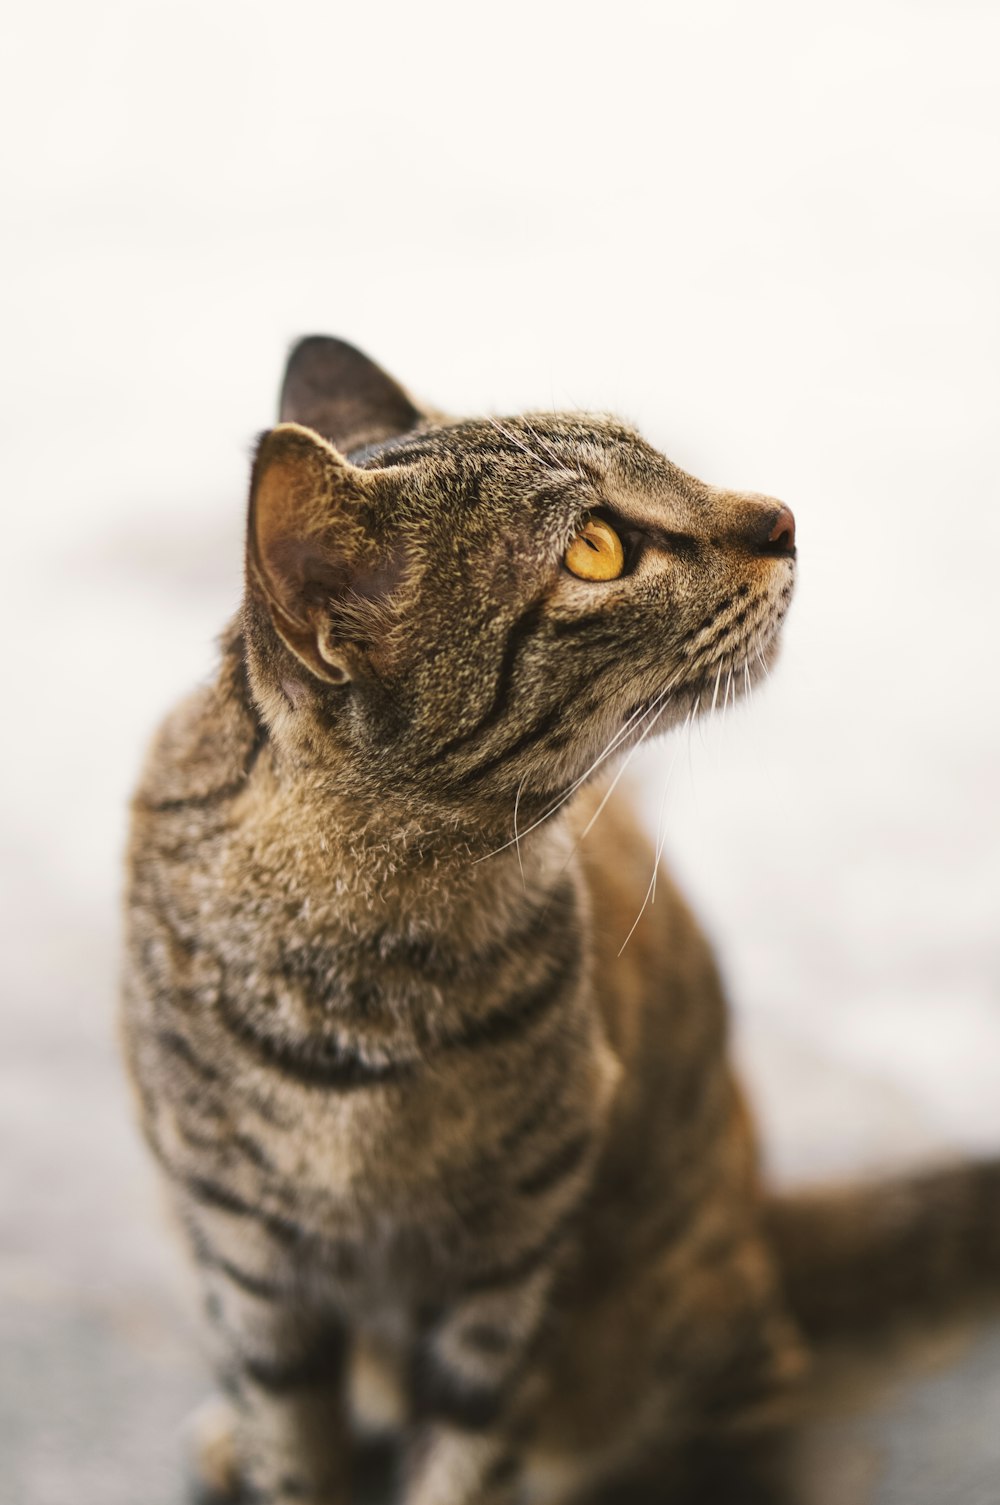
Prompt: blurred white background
<box><xmin>2</xmin><ymin>3</ymin><xmax>999</xmax><ymax>1500</ymax></box>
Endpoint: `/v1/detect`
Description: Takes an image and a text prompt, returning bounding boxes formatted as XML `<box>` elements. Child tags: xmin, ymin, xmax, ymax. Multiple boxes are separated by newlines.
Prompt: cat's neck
<box><xmin>231</xmin><ymin>638</ymin><xmax>569</xmax><ymax>884</ymax></box>
<box><xmin>244</xmin><ymin>740</ymin><xmax>577</xmax><ymax>945</ymax></box>
<box><xmin>225</xmin><ymin>625</ymin><xmax>580</xmax><ymax>937</ymax></box>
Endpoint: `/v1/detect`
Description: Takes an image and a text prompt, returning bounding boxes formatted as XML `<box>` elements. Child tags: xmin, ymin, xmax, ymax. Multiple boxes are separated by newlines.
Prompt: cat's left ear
<box><xmin>246</xmin><ymin>423</ymin><xmax>400</xmax><ymax>685</ymax></box>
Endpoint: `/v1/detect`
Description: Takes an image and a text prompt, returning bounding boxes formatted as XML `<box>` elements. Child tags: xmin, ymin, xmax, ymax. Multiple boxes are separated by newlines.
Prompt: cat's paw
<box><xmin>185</xmin><ymin>1394</ymin><xmax>243</xmax><ymax>1504</ymax></box>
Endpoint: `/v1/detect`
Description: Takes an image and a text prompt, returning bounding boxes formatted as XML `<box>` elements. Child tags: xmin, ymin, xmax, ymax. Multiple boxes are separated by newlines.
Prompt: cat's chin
<box><xmin>688</xmin><ymin>640</ymin><xmax>780</xmax><ymax>718</ymax></box>
<box><xmin>598</xmin><ymin>628</ymin><xmax>787</xmax><ymax>768</ymax></box>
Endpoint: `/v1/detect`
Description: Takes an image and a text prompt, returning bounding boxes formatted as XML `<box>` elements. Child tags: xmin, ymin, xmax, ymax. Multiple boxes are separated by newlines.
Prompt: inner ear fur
<box><xmin>247</xmin><ymin>423</ymin><xmax>384</xmax><ymax>684</ymax></box>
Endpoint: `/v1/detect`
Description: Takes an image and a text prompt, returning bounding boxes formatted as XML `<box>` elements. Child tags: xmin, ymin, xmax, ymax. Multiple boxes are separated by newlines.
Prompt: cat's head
<box><xmin>242</xmin><ymin>337</ymin><xmax>795</xmax><ymax>827</ymax></box>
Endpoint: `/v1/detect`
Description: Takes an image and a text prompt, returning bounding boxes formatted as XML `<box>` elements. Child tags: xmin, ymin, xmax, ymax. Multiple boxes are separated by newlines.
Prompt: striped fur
<box><xmin>124</xmin><ymin>336</ymin><xmax>911</xmax><ymax>1505</ymax></box>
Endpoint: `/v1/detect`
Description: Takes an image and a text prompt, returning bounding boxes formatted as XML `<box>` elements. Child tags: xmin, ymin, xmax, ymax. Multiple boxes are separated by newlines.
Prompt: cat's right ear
<box><xmin>246</xmin><ymin>423</ymin><xmax>389</xmax><ymax>686</ymax></box>
<box><xmin>279</xmin><ymin>335</ymin><xmax>424</xmax><ymax>455</ymax></box>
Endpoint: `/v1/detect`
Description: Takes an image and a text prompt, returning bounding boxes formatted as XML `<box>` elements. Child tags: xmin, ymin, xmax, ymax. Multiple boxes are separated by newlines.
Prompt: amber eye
<box><xmin>564</xmin><ymin>517</ymin><xmax>625</xmax><ymax>581</ymax></box>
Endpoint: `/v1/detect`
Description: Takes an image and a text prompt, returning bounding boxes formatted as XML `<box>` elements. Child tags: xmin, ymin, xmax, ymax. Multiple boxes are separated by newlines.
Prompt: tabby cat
<box><xmin>122</xmin><ymin>338</ymin><xmax>997</xmax><ymax>1505</ymax></box>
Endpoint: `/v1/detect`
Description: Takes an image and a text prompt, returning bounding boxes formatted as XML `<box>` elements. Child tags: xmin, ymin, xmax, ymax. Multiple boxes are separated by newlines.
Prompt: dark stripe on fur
<box><xmin>184</xmin><ymin>1174</ymin><xmax>261</xmax><ymax>1218</ymax></box>
<box><xmin>414</xmin><ymin>1314</ymin><xmax>549</xmax><ymax>1431</ymax></box>
<box><xmin>437</xmin><ymin>943</ymin><xmax>581</xmax><ymax>1055</ymax></box>
<box><xmin>463</xmin><ymin>1192</ymin><xmax>586</xmax><ymax>1293</ymax></box>
<box><xmin>177</xmin><ymin>1086</ymin><xmax>227</xmax><ymax>1120</ymax></box>
<box><xmin>155</xmin><ymin>1027</ymin><xmax>220</xmax><ymax>1082</ymax></box>
<box><xmin>137</xmin><ymin>746</ymin><xmax>266</xmax><ymax>814</ymax></box>
<box><xmin>459</xmin><ymin>699</ymin><xmax>568</xmax><ymax>785</ymax></box>
<box><xmin>675</xmin><ymin>586</ymin><xmax>751</xmax><ymax>649</ymax></box>
<box><xmin>348</xmin><ymin>433</ymin><xmax>440</xmax><ymax>468</ymax></box>
<box><xmin>500</xmin><ymin>1082</ymin><xmax>566</xmax><ymax>1156</ymax></box>
<box><xmin>200</xmin><ymin>1239</ymin><xmax>283</xmax><ymax>1300</ymax></box>
<box><xmin>549</xmin><ymin>610</ymin><xmax>616</xmax><ymax>640</ymax></box>
<box><xmin>230</xmin><ymin>1131</ymin><xmax>273</xmax><ymax>1170</ymax></box>
<box><xmin>215</xmin><ymin>1258</ymin><xmax>282</xmax><ymax>1302</ymax></box>
<box><xmin>173</xmin><ymin>1115</ymin><xmax>273</xmax><ymax>1172</ymax></box>
<box><xmin>215</xmin><ymin>996</ymin><xmax>415</xmax><ymax>1091</ymax></box>
<box><xmin>458</xmin><ymin>1322</ymin><xmax>513</xmax><ymax>1356</ymax></box>
<box><xmin>214</xmin><ymin>885</ymin><xmax>578</xmax><ymax>1082</ymax></box>
<box><xmin>184</xmin><ymin>1175</ymin><xmax>309</xmax><ymax>1246</ymax></box>
<box><xmin>484</xmin><ymin>1452</ymin><xmax>520</xmax><ymax>1489</ymax></box>
<box><xmin>241</xmin><ymin>1328</ymin><xmax>345</xmax><ymax>1393</ymax></box>
<box><xmin>172</xmin><ymin>1120</ymin><xmax>228</xmax><ymax>1154</ymax></box>
<box><xmin>432</xmin><ymin>601</ymin><xmax>545</xmax><ymax>761</ymax></box>
<box><xmin>411</xmin><ymin>1354</ymin><xmax>508</xmax><ymax>1431</ymax></box>
<box><xmin>515</xmin><ymin>1131</ymin><xmax>591</xmax><ymax>1197</ymax></box>
<box><xmin>138</xmin><ymin>638</ymin><xmax>268</xmax><ymax>814</ymax></box>
<box><xmin>355</xmin><ymin>877</ymin><xmax>577</xmax><ymax>985</ymax></box>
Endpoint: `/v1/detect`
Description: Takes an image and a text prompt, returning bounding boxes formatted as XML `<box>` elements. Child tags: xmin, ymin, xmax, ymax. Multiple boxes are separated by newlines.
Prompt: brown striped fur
<box><xmin>122</xmin><ymin>338</ymin><xmax>992</xmax><ymax>1505</ymax></box>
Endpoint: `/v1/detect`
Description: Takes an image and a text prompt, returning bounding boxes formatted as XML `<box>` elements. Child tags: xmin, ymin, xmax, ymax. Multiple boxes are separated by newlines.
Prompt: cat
<box><xmin>122</xmin><ymin>337</ymin><xmax>999</xmax><ymax>1505</ymax></box>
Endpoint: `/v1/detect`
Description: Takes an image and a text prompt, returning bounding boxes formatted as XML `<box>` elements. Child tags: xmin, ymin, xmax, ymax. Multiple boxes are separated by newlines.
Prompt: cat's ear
<box><xmin>279</xmin><ymin>335</ymin><xmax>424</xmax><ymax>455</ymax></box>
<box><xmin>247</xmin><ymin>422</ymin><xmax>398</xmax><ymax>685</ymax></box>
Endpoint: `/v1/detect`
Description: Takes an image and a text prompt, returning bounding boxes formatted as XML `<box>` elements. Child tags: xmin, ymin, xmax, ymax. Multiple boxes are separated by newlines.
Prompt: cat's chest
<box><xmin>160</xmin><ymin>1025</ymin><xmax>615</xmax><ymax>1310</ymax></box>
<box><xmin>139</xmin><ymin>812</ymin><xmax>617</xmax><ymax>1281</ymax></box>
<box><xmin>207</xmin><ymin>989</ymin><xmax>611</xmax><ymax>1208</ymax></box>
<box><xmin>150</xmin><ymin>922</ymin><xmax>618</xmax><ymax>1292</ymax></box>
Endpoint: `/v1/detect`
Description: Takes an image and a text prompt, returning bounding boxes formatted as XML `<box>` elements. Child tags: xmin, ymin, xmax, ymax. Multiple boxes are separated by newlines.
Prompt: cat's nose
<box><xmin>768</xmin><ymin>506</ymin><xmax>796</xmax><ymax>553</ymax></box>
<box><xmin>753</xmin><ymin>504</ymin><xmax>796</xmax><ymax>557</ymax></box>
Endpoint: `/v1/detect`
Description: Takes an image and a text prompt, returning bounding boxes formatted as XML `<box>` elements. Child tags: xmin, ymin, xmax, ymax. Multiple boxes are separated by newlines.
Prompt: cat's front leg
<box><xmin>189</xmin><ymin>1222</ymin><xmax>352</xmax><ymax>1504</ymax></box>
<box><xmin>404</xmin><ymin>1265</ymin><xmax>554</xmax><ymax>1505</ymax></box>
<box><xmin>405</xmin><ymin>1427</ymin><xmax>524</xmax><ymax>1505</ymax></box>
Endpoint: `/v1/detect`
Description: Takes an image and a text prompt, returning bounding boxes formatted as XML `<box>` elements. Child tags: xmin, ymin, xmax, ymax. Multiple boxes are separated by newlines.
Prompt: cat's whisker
<box><xmin>486</xmin><ymin>414</ymin><xmax>545</xmax><ymax>466</ymax></box>
<box><xmin>474</xmin><ymin>694</ymin><xmax>666</xmax><ymax>863</ymax></box>
<box><xmin>486</xmin><ymin>415</ymin><xmax>561</xmax><ymax>477</ymax></box>
<box><xmin>659</xmin><ymin>709</ymin><xmax>692</xmax><ymax>864</ymax></box>
<box><xmin>619</xmin><ymin>869</ymin><xmax>659</xmax><ymax>958</ymax></box>
<box><xmin>566</xmin><ymin>687</ymin><xmax>680</xmax><ymax>810</ymax></box>
<box><xmin>521</xmin><ymin>417</ymin><xmax>588</xmax><ymax>486</ymax></box>
<box><xmin>577</xmin><ymin>678</ymin><xmax>680</xmax><ymax>845</ymax></box>
<box><xmin>544</xmin><ymin>679</ymin><xmax>684</xmax><ymax>883</ymax></box>
<box><xmin>686</xmin><ymin>694</ymin><xmax>701</xmax><ymax>788</ymax></box>
<box><xmin>718</xmin><ymin>666</ymin><xmax>735</xmax><ymax>775</ymax></box>
<box><xmin>618</xmin><ymin>708</ymin><xmax>693</xmax><ymax>955</ymax></box>
<box><xmin>476</xmin><ymin>719</ymin><xmax>640</xmax><ymax>860</ymax></box>
<box><xmin>513</xmin><ymin>774</ymin><xmax>527</xmax><ymax>891</ymax></box>
<box><xmin>685</xmin><ymin>698</ymin><xmax>704</xmax><ymax>825</ymax></box>
<box><xmin>520</xmin><ymin>417</ymin><xmax>561</xmax><ymax>464</ymax></box>
<box><xmin>710</xmin><ymin>662</ymin><xmax>724</xmax><ymax>715</ymax></box>
<box><xmin>694</xmin><ymin>687</ymin><xmax>708</xmax><ymax>748</ymax></box>
<box><xmin>650</xmin><ymin>711</ymin><xmax>682</xmax><ymax>910</ymax></box>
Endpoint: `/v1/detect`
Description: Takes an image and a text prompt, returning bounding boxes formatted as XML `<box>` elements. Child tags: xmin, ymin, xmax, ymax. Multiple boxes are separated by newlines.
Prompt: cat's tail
<box><xmin>764</xmin><ymin>1158</ymin><xmax>1000</xmax><ymax>1340</ymax></box>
